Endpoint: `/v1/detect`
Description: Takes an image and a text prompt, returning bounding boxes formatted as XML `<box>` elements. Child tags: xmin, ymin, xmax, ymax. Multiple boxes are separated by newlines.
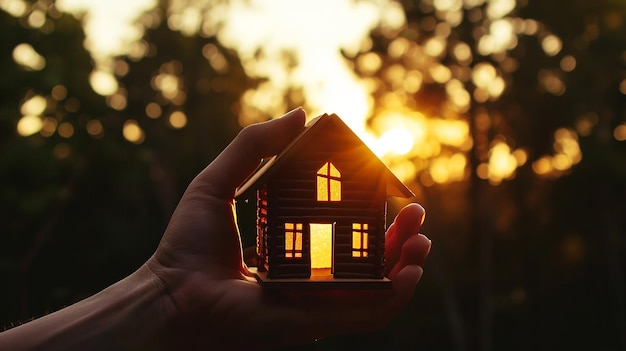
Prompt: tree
<box><xmin>0</xmin><ymin>1</ymin><xmax>253</xmax><ymax>327</ymax></box>
<box><xmin>336</xmin><ymin>0</ymin><xmax>626</xmax><ymax>350</ymax></box>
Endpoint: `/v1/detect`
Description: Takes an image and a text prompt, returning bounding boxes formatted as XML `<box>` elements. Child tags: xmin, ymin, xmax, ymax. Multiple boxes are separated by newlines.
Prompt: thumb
<box><xmin>191</xmin><ymin>107</ymin><xmax>306</xmax><ymax>200</ymax></box>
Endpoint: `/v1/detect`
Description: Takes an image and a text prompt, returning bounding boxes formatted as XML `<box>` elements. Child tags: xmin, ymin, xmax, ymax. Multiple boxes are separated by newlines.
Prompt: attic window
<box><xmin>285</xmin><ymin>223</ymin><xmax>303</xmax><ymax>258</ymax></box>
<box><xmin>352</xmin><ymin>223</ymin><xmax>369</xmax><ymax>257</ymax></box>
<box><xmin>317</xmin><ymin>161</ymin><xmax>341</xmax><ymax>201</ymax></box>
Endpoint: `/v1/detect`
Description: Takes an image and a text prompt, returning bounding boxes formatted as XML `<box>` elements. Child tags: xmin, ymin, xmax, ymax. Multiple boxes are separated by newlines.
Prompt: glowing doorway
<box><xmin>310</xmin><ymin>223</ymin><xmax>333</xmax><ymax>276</ymax></box>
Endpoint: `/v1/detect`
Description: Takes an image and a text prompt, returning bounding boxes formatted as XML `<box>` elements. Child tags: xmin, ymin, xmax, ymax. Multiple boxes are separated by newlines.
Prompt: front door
<box><xmin>309</xmin><ymin>223</ymin><xmax>333</xmax><ymax>277</ymax></box>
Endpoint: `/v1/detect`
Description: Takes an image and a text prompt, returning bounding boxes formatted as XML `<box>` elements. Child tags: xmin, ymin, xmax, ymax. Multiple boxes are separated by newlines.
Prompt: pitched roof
<box><xmin>235</xmin><ymin>113</ymin><xmax>414</xmax><ymax>199</ymax></box>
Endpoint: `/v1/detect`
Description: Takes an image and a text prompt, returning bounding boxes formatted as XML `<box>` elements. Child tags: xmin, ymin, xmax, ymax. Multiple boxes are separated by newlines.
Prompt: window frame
<box><xmin>351</xmin><ymin>223</ymin><xmax>369</xmax><ymax>258</ymax></box>
<box><xmin>316</xmin><ymin>161</ymin><xmax>341</xmax><ymax>202</ymax></box>
<box><xmin>284</xmin><ymin>222</ymin><xmax>303</xmax><ymax>259</ymax></box>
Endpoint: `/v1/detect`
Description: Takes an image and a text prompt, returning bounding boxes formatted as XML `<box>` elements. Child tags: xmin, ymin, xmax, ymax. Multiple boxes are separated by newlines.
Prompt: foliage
<box><xmin>1</xmin><ymin>0</ymin><xmax>625</xmax><ymax>350</ymax></box>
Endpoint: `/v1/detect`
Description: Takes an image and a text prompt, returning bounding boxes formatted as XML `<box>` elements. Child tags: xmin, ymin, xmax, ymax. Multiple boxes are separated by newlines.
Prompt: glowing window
<box><xmin>285</xmin><ymin>223</ymin><xmax>303</xmax><ymax>258</ymax></box>
<box><xmin>352</xmin><ymin>223</ymin><xmax>369</xmax><ymax>258</ymax></box>
<box><xmin>317</xmin><ymin>161</ymin><xmax>341</xmax><ymax>201</ymax></box>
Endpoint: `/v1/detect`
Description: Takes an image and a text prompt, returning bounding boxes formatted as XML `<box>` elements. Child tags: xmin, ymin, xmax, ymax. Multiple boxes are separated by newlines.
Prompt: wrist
<box><xmin>0</xmin><ymin>263</ymin><xmax>173</xmax><ymax>351</ymax></box>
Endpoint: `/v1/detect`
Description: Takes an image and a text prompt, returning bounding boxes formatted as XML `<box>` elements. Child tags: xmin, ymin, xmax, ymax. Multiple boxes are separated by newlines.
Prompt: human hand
<box><xmin>146</xmin><ymin>107</ymin><xmax>431</xmax><ymax>350</ymax></box>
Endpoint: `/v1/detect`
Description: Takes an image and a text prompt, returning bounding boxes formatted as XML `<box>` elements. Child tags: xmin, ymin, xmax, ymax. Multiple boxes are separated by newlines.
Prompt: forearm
<box><xmin>0</xmin><ymin>265</ymin><xmax>171</xmax><ymax>351</ymax></box>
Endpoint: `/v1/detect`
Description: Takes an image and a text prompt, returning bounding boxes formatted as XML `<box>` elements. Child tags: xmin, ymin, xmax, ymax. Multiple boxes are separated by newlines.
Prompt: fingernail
<box><xmin>281</xmin><ymin>106</ymin><xmax>304</xmax><ymax>118</ymax></box>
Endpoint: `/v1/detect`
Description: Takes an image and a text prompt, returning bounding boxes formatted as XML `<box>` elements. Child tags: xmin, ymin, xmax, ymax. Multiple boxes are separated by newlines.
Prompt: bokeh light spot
<box><xmin>90</xmin><ymin>70</ymin><xmax>119</xmax><ymax>96</ymax></box>
<box><xmin>41</xmin><ymin>117</ymin><xmax>57</xmax><ymax>137</ymax></box>
<box><xmin>13</xmin><ymin>43</ymin><xmax>46</xmax><ymax>71</ymax></box>
<box><xmin>613</xmin><ymin>123</ymin><xmax>626</xmax><ymax>141</ymax></box>
<box><xmin>541</xmin><ymin>34</ymin><xmax>562</xmax><ymax>57</ymax></box>
<box><xmin>51</xmin><ymin>85</ymin><xmax>68</xmax><ymax>101</ymax></box>
<box><xmin>17</xmin><ymin>115</ymin><xmax>43</xmax><ymax>136</ymax></box>
<box><xmin>169</xmin><ymin>111</ymin><xmax>187</xmax><ymax>129</ymax></box>
<box><xmin>145</xmin><ymin>102</ymin><xmax>162</xmax><ymax>118</ymax></box>
<box><xmin>20</xmin><ymin>95</ymin><xmax>47</xmax><ymax>116</ymax></box>
<box><xmin>1</xmin><ymin>0</ymin><xmax>28</xmax><ymax>17</ymax></box>
<box><xmin>57</xmin><ymin>122</ymin><xmax>75</xmax><ymax>138</ymax></box>
<box><xmin>123</xmin><ymin>119</ymin><xmax>145</xmax><ymax>144</ymax></box>
<box><xmin>86</xmin><ymin>119</ymin><xmax>104</xmax><ymax>138</ymax></box>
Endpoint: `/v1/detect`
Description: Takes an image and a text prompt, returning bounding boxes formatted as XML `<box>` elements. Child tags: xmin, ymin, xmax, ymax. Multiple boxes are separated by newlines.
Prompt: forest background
<box><xmin>1</xmin><ymin>0</ymin><xmax>625</xmax><ymax>350</ymax></box>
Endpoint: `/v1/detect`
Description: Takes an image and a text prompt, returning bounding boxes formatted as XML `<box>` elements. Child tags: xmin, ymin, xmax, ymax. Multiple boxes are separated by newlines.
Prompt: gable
<box><xmin>235</xmin><ymin>113</ymin><xmax>414</xmax><ymax>200</ymax></box>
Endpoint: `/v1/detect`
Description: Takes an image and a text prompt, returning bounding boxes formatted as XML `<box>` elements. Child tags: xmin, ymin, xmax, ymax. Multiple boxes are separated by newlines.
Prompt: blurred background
<box><xmin>1</xmin><ymin>0</ymin><xmax>624</xmax><ymax>350</ymax></box>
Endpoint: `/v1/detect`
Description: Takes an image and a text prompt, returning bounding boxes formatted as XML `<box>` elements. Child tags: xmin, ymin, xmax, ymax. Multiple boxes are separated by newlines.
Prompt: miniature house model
<box><xmin>236</xmin><ymin>113</ymin><xmax>413</xmax><ymax>289</ymax></box>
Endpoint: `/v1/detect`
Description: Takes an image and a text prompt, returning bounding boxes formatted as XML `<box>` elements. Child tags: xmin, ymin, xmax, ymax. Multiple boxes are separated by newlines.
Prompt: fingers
<box><xmin>387</xmin><ymin>234</ymin><xmax>431</xmax><ymax>279</ymax></box>
<box><xmin>385</xmin><ymin>203</ymin><xmax>426</xmax><ymax>275</ymax></box>
<box><xmin>192</xmin><ymin>107</ymin><xmax>306</xmax><ymax>200</ymax></box>
<box><xmin>391</xmin><ymin>264</ymin><xmax>424</xmax><ymax>310</ymax></box>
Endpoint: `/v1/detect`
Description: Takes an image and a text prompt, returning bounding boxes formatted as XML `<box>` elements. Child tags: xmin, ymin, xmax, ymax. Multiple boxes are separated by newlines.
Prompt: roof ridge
<box><xmin>235</xmin><ymin>113</ymin><xmax>413</xmax><ymax>199</ymax></box>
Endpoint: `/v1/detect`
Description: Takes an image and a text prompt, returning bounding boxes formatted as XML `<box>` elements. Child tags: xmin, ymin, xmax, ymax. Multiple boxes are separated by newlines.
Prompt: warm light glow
<box><xmin>86</xmin><ymin>119</ymin><xmax>104</xmax><ymax>138</ymax></box>
<box><xmin>378</xmin><ymin>128</ymin><xmax>414</xmax><ymax>155</ymax></box>
<box><xmin>0</xmin><ymin>0</ymin><xmax>28</xmax><ymax>17</ymax></box>
<box><xmin>370</xmin><ymin>110</ymin><xmax>426</xmax><ymax>156</ymax></box>
<box><xmin>108</xmin><ymin>92</ymin><xmax>127</xmax><ymax>110</ymax></box>
<box><xmin>424</xmin><ymin>36</ymin><xmax>446</xmax><ymax>57</ymax></box>
<box><xmin>16</xmin><ymin>115</ymin><xmax>43</xmax><ymax>136</ymax></box>
<box><xmin>541</xmin><ymin>34</ymin><xmax>562</xmax><ymax>56</ymax></box>
<box><xmin>20</xmin><ymin>95</ymin><xmax>47</xmax><ymax>116</ymax></box>
<box><xmin>430</xmin><ymin>157</ymin><xmax>451</xmax><ymax>184</ymax></box>
<box><xmin>28</xmin><ymin>9</ymin><xmax>46</xmax><ymax>28</ymax></box>
<box><xmin>404</xmin><ymin>70</ymin><xmax>423</xmax><ymax>93</ymax></box>
<box><xmin>170</xmin><ymin>7</ymin><xmax>202</xmax><ymax>36</ymax></box>
<box><xmin>202</xmin><ymin>43</ymin><xmax>229</xmax><ymax>73</ymax></box>
<box><xmin>218</xmin><ymin>0</ymin><xmax>404</xmax><ymax>122</ymax></box>
<box><xmin>486</xmin><ymin>0</ymin><xmax>516</xmax><ymax>19</ymax></box>
<box><xmin>51</xmin><ymin>85</ymin><xmax>68</xmax><ymax>101</ymax></box>
<box><xmin>145</xmin><ymin>102</ymin><xmax>162</xmax><ymax>118</ymax></box>
<box><xmin>317</xmin><ymin>162</ymin><xmax>341</xmax><ymax>201</ymax></box>
<box><xmin>552</xmin><ymin>153</ymin><xmax>572</xmax><ymax>171</ymax></box>
<box><xmin>41</xmin><ymin>117</ymin><xmax>57</xmax><ymax>137</ymax></box>
<box><xmin>554</xmin><ymin>128</ymin><xmax>581</xmax><ymax>164</ymax></box>
<box><xmin>560</xmin><ymin>55</ymin><xmax>576</xmax><ymax>72</ymax></box>
<box><xmin>388</xmin><ymin>37</ymin><xmax>409</xmax><ymax>58</ymax></box>
<box><xmin>477</xmin><ymin>18</ymin><xmax>516</xmax><ymax>55</ymax></box>
<box><xmin>51</xmin><ymin>0</ymin><xmax>583</xmax><ymax>187</ymax></box>
<box><xmin>453</xmin><ymin>42</ymin><xmax>472</xmax><ymax>64</ymax></box>
<box><xmin>434</xmin><ymin>0</ymin><xmax>462</xmax><ymax>12</ymax></box>
<box><xmin>13</xmin><ymin>43</ymin><xmax>46</xmax><ymax>71</ymax></box>
<box><xmin>122</xmin><ymin>119</ymin><xmax>145</xmax><ymax>144</ymax></box>
<box><xmin>433</xmin><ymin>120</ymin><xmax>470</xmax><ymax>147</ymax></box>
<box><xmin>352</xmin><ymin>223</ymin><xmax>369</xmax><ymax>258</ymax></box>
<box><xmin>57</xmin><ymin>0</ymin><xmax>156</xmax><ymax>63</ymax></box>
<box><xmin>487</xmin><ymin>141</ymin><xmax>518</xmax><ymax>183</ymax></box>
<box><xmin>446</xmin><ymin>79</ymin><xmax>471</xmax><ymax>111</ymax></box>
<box><xmin>575</xmin><ymin>113</ymin><xmax>598</xmax><ymax>137</ymax></box>
<box><xmin>89</xmin><ymin>70</ymin><xmax>118</xmax><ymax>96</ymax></box>
<box><xmin>168</xmin><ymin>111</ymin><xmax>187</xmax><ymax>129</ymax></box>
<box><xmin>57</xmin><ymin>122</ymin><xmax>74</xmax><ymax>138</ymax></box>
<box><xmin>154</xmin><ymin>73</ymin><xmax>179</xmax><ymax>99</ymax></box>
<box><xmin>310</xmin><ymin>223</ymin><xmax>332</xmax><ymax>269</ymax></box>
<box><xmin>284</xmin><ymin>223</ymin><xmax>303</xmax><ymax>258</ymax></box>
<box><xmin>472</xmin><ymin>62</ymin><xmax>505</xmax><ymax>99</ymax></box>
<box><xmin>532</xmin><ymin>128</ymin><xmax>581</xmax><ymax>176</ymax></box>
<box><xmin>532</xmin><ymin>156</ymin><xmax>553</xmax><ymax>175</ymax></box>
<box><xmin>614</xmin><ymin>123</ymin><xmax>626</xmax><ymax>141</ymax></box>
<box><xmin>357</xmin><ymin>52</ymin><xmax>382</xmax><ymax>75</ymax></box>
<box><xmin>430</xmin><ymin>64</ymin><xmax>452</xmax><ymax>83</ymax></box>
